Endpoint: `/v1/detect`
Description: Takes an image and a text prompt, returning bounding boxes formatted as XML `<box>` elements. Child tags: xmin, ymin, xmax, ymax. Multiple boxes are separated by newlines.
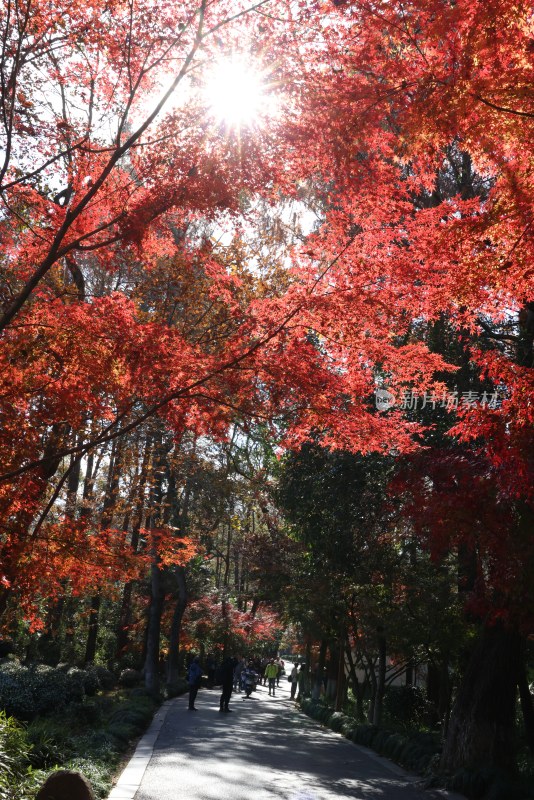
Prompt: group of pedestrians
<box><xmin>186</xmin><ymin>653</ymin><xmax>305</xmax><ymax>712</ymax></box>
<box><xmin>186</xmin><ymin>654</ymin><xmax>245</xmax><ymax>712</ymax></box>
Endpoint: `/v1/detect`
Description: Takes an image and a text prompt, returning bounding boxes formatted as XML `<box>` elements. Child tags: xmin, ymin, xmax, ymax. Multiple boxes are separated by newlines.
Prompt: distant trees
<box><xmin>277</xmin><ymin>445</ymin><xmax>466</xmax><ymax>723</ymax></box>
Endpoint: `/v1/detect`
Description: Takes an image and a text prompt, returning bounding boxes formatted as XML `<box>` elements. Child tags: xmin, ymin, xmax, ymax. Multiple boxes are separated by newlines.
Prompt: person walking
<box><xmin>233</xmin><ymin>657</ymin><xmax>246</xmax><ymax>693</ymax></box>
<box><xmin>219</xmin><ymin>656</ymin><xmax>237</xmax><ymax>713</ymax></box>
<box><xmin>290</xmin><ymin>663</ymin><xmax>299</xmax><ymax>700</ymax></box>
<box><xmin>265</xmin><ymin>658</ymin><xmax>278</xmax><ymax>696</ymax></box>
<box><xmin>276</xmin><ymin>658</ymin><xmax>284</xmax><ymax>687</ymax></box>
<box><xmin>187</xmin><ymin>656</ymin><xmax>203</xmax><ymax>711</ymax></box>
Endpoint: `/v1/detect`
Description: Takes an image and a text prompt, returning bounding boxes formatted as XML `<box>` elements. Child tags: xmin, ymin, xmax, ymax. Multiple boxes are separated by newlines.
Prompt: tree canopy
<box><xmin>0</xmin><ymin>0</ymin><xmax>532</xmax><ymax>783</ymax></box>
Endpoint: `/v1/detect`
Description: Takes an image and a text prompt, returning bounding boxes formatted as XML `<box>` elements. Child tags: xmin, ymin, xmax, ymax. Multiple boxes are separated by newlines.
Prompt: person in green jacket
<box><xmin>265</xmin><ymin>658</ymin><xmax>279</xmax><ymax>696</ymax></box>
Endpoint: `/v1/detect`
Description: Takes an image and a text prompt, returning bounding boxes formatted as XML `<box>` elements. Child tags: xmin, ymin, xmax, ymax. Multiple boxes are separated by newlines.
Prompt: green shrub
<box><xmin>70</xmin><ymin>701</ymin><xmax>102</xmax><ymax>726</ymax></box>
<box><xmin>166</xmin><ymin>678</ymin><xmax>187</xmax><ymax>698</ymax></box>
<box><xmin>0</xmin><ymin>711</ymin><xmax>35</xmax><ymax>799</ymax></box>
<box><xmin>66</xmin><ymin>758</ymin><xmax>116</xmax><ymax>799</ymax></box>
<box><xmin>2</xmin><ymin>685</ymin><xmax>159</xmax><ymax>799</ymax></box>
<box><xmin>299</xmin><ymin>698</ymin><xmax>313</xmax><ymax>714</ymax></box>
<box><xmin>381</xmin><ymin>732</ymin><xmax>407</xmax><ymax>761</ymax></box>
<box><xmin>129</xmin><ymin>687</ymin><xmax>152</xmax><ymax>699</ymax></box>
<box><xmin>351</xmin><ymin>724</ymin><xmax>378</xmax><ymax>748</ymax></box>
<box><xmin>31</xmin><ymin>666</ymin><xmax>67</xmax><ymax>714</ymax></box>
<box><xmin>118</xmin><ymin>669</ymin><xmax>142</xmax><ymax>688</ymax></box>
<box><xmin>328</xmin><ymin>712</ymin><xmax>346</xmax><ymax>732</ymax></box>
<box><xmin>109</xmin><ymin>710</ymin><xmax>146</xmax><ymax>734</ymax></box>
<box><xmin>26</xmin><ymin>717</ymin><xmax>74</xmax><ymax>769</ymax></box>
<box><xmin>66</xmin><ymin>668</ymin><xmax>86</xmax><ymax>702</ymax></box>
<box><xmin>0</xmin><ymin>663</ymin><xmax>69</xmax><ymax>719</ymax></box>
<box><xmin>107</xmin><ymin>722</ymin><xmax>133</xmax><ymax>746</ymax></box>
<box><xmin>447</xmin><ymin>766</ymin><xmax>530</xmax><ymax>800</ymax></box>
<box><xmin>395</xmin><ymin>733</ymin><xmax>440</xmax><ymax>773</ymax></box>
<box><xmin>373</xmin><ymin>729</ymin><xmax>395</xmax><ymax>755</ymax></box>
<box><xmin>28</xmin><ymin>734</ymin><xmax>69</xmax><ymax>770</ymax></box>
<box><xmin>89</xmin><ymin>666</ymin><xmax>115</xmax><ymax>691</ymax></box>
<box><xmin>383</xmin><ymin>685</ymin><xmax>432</xmax><ymax>728</ymax></box>
<box><xmin>0</xmin><ymin>663</ymin><xmax>34</xmax><ymax>719</ymax></box>
<box><xmin>341</xmin><ymin>721</ymin><xmax>356</xmax><ymax>738</ymax></box>
<box><xmin>82</xmin><ymin>669</ymin><xmax>100</xmax><ymax>697</ymax></box>
<box><xmin>0</xmin><ymin>643</ymin><xmax>14</xmax><ymax>659</ymax></box>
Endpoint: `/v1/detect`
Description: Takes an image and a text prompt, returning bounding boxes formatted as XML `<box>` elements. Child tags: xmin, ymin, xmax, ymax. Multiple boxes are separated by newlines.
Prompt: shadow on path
<box><xmin>132</xmin><ymin>677</ymin><xmax>458</xmax><ymax>800</ymax></box>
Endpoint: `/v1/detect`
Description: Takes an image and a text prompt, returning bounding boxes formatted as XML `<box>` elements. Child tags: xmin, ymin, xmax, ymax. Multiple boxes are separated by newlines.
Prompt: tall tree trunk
<box><xmin>144</xmin><ymin>559</ymin><xmax>164</xmax><ymax>696</ymax></box>
<box><xmin>363</xmin><ymin>651</ymin><xmax>377</xmax><ymax>723</ymax></box>
<box><xmin>65</xmin><ymin>448</ymin><xmax>82</xmax><ymax>517</ymax></box>
<box><xmin>143</xmin><ymin>434</ymin><xmax>167</xmax><ymax>696</ymax></box>
<box><xmin>312</xmin><ymin>639</ymin><xmax>327</xmax><ymax>700</ymax></box>
<box><xmin>37</xmin><ymin>597</ymin><xmax>64</xmax><ymax>665</ymax></box>
<box><xmin>439</xmin><ymin>657</ymin><xmax>453</xmax><ymax>733</ymax></box>
<box><xmin>84</xmin><ymin>594</ymin><xmax>101</xmax><ymax>665</ymax></box>
<box><xmin>84</xmin><ymin>437</ymin><xmax>124</xmax><ymax>665</ymax></box>
<box><xmin>166</xmin><ymin>565</ymin><xmax>188</xmax><ymax>692</ymax></box>
<box><xmin>326</xmin><ymin>640</ymin><xmax>339</xmax><ymax>701</ymax></box>
<box><xmin>116</xmin><ymin>436</ymin><xmax>152</xmax><ymax>660</ymax></box>
<box><xmin>335</xmin><ymin>630</ymin><xmax>346</xmax><ymax>711</ymax></box>
<box><xmin>427</xmin><ymin>657</ymin><xmax>452</xmax><ymax>728</ymax></box>
<box><xmin>441</xmin><ymin>622</ymin><xmax>522</xmax><ymax>772</ymax></box>
<box><xmin>372</xmin><ymin>628</ymin><xmax>386</xmax><ymax>726</ymax></box>
<box><xmin>345</xmin><ymin>646</ymin><xmax>365</xmax><ymax>721</ymax></box>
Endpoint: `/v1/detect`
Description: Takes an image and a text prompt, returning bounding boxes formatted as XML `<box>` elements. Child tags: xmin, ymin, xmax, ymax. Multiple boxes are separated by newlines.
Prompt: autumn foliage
<box><xmin>0</xmin><ymin>0</ymin><xmax>532</xmax><ymax>774</ymax></box>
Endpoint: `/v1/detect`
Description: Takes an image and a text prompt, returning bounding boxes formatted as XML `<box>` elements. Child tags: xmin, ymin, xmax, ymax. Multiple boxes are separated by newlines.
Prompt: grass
<box><xmin>0</xmin><ymin>689</ymin><xmax>161</xmax><ymax>799</ymax></box>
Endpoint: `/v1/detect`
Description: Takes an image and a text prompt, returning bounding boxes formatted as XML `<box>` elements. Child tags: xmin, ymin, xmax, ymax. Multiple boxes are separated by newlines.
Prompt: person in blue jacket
<box><xmin>187</xmin><ymin>655</ymin><xmax>203</xmax><ymax>710</ymax></box>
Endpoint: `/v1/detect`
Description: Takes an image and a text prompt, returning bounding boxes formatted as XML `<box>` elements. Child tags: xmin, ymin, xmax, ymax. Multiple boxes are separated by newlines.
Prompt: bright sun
<box><xmin>203</xmin><ymin>57</ymin><xmax>275</xmax><ymax>128</ymax></box>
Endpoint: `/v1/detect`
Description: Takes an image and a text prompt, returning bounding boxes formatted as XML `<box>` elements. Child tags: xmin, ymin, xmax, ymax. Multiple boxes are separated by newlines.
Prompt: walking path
<box><xmin>108</xmin><ymin>671</ymin><xmax>463</xmax><ymax>800</ymax></box>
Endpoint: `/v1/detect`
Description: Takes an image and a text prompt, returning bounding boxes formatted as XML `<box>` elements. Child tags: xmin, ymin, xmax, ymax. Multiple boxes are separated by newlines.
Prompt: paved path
<box><xmin>109</xmin><ymin>673</ymin><xmax>462</xmax><ymax>800</ymax></box>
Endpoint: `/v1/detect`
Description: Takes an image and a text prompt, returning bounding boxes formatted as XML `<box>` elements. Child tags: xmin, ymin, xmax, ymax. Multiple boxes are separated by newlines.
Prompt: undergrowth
<box><xmin>0</xmin><ymin>689</ymin><xmax>160</xmax><ymax>799</ymax></box>
<box><xmin>299</xmin><ymin>697</ymin><xmax>534</xmax><ymax>800</ymax></box>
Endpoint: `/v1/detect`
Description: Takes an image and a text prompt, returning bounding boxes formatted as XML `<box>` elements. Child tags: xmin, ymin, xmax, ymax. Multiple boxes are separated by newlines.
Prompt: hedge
<box><xmin>0</xmin><ymin>661</ymin><xmax>108</xmax><ymax>720</ymax></box>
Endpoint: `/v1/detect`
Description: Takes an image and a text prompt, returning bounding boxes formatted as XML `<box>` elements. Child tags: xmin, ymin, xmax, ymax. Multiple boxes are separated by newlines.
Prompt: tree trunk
<box><xmin>372</xmin><ymin>628</ymin><xmax>386</xmax><ymax>726</ymax></box>
<box><xmin>166</xmin><ymin>565</ymin><xmax>188</xmax><ymax>692</ymax></box>
<box><xmin>115</xmin><ymin>437</ymin><xmax>152</xmax><ymax>660</ymax></box>
<box><xmin>144</xmin><ymin>560</ymin><xmax>164</xmax><ymax>696</ymax></box>
<box><xmin>84</xmin><ymin>594</ymin><xmax>101</xmax><ymax>665</ymax></box>
<box><xmin>345</xmin><ymin>646</ymin><xmax>365</xmax><ymax>721</ymax></box>
<box><xmin>325</xmin><ymin>640</ymin><xmax>339</xmax><ymax>701</ymax></box>
<box><xmin>83</xmin><ymin>437</ymin><xmax>124</xmax><ymax>665</ymax></box>
<box><xmin>334</xmin><ymin>632</ymin><xmax>346</xmax><ymax>711</ymax></box>
<box><xmin>143</xmin><ymin>433</ymin><xmax>167</xmax><ymax>696</ymax></box>
<box><xmin>312</xmin><ymin>639</ymin><xmax>327</xmax><ymax>699</ymax></box>
<box><xmin>427</xmin><ymin>657</ymin><xmax>452</xmax><ymax>728</ymax></box>
<box><xmin>364</xmin><ymin>652</ymin><xmax>377</xmax><ymax>723</ymax></box>
<box><xmin>441</xmin><ymin>622</ymin><xmax>522</xmax><ymax>773</ymax></box>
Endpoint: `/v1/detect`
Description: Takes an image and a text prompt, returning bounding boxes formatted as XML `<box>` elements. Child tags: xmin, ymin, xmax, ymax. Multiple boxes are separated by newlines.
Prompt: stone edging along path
<box><xmin>107</xmin><ymin>697</ymin><xmax>177</xmax><ymax>800</ymax></box>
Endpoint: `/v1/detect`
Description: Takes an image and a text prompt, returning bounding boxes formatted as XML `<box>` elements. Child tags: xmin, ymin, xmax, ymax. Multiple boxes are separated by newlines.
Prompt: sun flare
<box><xmin>203</xmin><ymin>57</ymin><xmax>275</xmax><ymax>128</ymax></box>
